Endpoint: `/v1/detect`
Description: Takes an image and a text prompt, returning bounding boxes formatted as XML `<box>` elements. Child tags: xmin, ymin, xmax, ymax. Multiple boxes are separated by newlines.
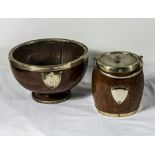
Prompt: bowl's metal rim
<box><xmin>8</xmin><ymin>38</ymin><xmax>88</xmax><ymax>72</ymax></box>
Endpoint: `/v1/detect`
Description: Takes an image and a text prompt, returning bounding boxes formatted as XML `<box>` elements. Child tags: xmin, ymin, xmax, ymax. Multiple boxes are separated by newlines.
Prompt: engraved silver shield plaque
<box><xmin>42</xmin><ymin>71</ymin><xmax>62</xmax><ymax>89</ymax></box>
<box><xmin>111</xmin><ymin>86</ymin><xmax>129</xmax><ymax>104</ymax></box>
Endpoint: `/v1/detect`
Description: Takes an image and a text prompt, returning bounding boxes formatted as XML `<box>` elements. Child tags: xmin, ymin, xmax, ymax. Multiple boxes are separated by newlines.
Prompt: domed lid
<box><xmin>95</xmin><ymin>51</ymin><xmax>143</xmax><ymax>74</ymax></box>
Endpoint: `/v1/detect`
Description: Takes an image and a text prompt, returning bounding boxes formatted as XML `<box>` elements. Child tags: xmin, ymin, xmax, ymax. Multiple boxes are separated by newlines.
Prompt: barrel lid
<box><xmin>95</xmin><ymin>51</ymin><xmax>143</xmax><ymax>74</ymax></box>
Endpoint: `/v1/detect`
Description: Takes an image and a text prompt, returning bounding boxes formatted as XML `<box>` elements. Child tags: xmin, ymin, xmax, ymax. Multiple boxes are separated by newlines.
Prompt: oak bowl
<box><xmin>9</xmin><ymin>38</ymin><xmax>88</xmax><ymax>103</ymax></box>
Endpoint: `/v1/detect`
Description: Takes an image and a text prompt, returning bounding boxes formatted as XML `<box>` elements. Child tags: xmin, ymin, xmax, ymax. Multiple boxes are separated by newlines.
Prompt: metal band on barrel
<box><xmin>96</xmin><ymin>108</ymin><xmax>138</xmax><ymax>117</ymax></box>
<box><xmin>96</xmin><ymin>63</ymin><xmax>143</xmax><ymax>79</ymax></box>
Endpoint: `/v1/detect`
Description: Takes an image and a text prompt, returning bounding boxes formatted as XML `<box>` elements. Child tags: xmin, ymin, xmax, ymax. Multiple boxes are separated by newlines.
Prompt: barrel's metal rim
<box><xmin>95</xmin><ymin>51</ymin><xmax>143</xmax><ymax>74</ymax></box>
<box><xmin>97</xmin><ymin>66</ymin><xmax>143</xmax><ymax>79</ymax></box>
<box><xmin>9</xmin><ymin>38</ymin><xmax>88</xmax><ymax>72</ymax></box>
<box><xmin>96</xmin><ymin>108</ymin><xmax>138</xmax><ymax>117</ymax></box>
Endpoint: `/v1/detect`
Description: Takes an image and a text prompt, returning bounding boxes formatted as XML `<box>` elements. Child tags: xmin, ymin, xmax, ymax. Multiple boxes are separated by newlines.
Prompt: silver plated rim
<box><xmin>9</xmin><ymin>38</ymin><xmax>88</xmax><ymax>72</ymax></box>
<box><xmin>96</xmin><ymin>108</ymin><xmax>138</xmax><ymax>117</ymax></box>
<box><xmin>97</xmin><ymin>66</ymin><xmax>143</xmax><ymax>79</ymax></box>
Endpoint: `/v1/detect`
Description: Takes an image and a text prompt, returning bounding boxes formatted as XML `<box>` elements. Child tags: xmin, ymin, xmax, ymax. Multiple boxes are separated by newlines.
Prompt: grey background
<box><xmin>1</xmin><ymin>18</ymin><xmax>155</xmax><ymax>67</ymax></box>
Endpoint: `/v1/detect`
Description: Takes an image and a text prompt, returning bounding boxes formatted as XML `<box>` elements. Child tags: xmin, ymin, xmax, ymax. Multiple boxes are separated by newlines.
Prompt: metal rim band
<box><xmin>97</xmin><ymin>65</ymin><xmax>143</xmax><ymax>79</ymax></box>
<box><xmin>96</xmin><ymin>108</ymin><xmax>138</xmax><ymax>117</ymax></box>
<box><xmin>9</xmin><ymin>38</ymin><xmax>88</xmax><ymax>72</ymax></box>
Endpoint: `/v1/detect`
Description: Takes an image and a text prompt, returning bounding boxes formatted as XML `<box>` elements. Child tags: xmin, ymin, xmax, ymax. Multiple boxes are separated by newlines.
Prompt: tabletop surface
<box><xmin>0</xmin><ymin>65</ymin><xmax>155</xmax><ymax>136</ymax></box>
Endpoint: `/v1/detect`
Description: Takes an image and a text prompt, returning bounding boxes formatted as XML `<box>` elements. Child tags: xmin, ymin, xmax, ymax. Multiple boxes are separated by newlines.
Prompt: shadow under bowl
<box><xmin>9</xmin><ymin>38</ymin><xmax>88</xmax><ymax>104</ymax></box>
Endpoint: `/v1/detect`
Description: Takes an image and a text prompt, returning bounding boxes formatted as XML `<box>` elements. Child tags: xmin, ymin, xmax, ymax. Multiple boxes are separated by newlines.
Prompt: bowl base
<box><xmin>32</xmin><ymin>90</ymin><xmax>71</xmax><ymax>104</ymax></box>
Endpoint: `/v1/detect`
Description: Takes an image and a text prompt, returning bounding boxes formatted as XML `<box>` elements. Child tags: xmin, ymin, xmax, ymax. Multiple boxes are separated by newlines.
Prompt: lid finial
<box><xmin>113</xmin><ymin>52</ymin><xmax>120</xmax><ymax>63</ymax></box>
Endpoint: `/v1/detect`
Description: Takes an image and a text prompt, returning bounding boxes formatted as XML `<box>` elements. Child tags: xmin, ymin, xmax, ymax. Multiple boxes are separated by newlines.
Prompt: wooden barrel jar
<box><xmin>92</xmin><ymin>51</ymin><xmax>144</xmax><ymax>117</ymax></box>
<box><xmin>9</xmin><ymin>38</ymin><xmax>88</xmax><ymax>104</ymax></box>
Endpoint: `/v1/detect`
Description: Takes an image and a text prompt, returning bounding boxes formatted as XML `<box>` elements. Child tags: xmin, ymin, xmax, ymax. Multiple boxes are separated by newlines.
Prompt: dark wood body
<box><xmin>10</xmin><ymin>59</ymin><xmax>88</xmax><ymax>94</ymax></box>
<box><xmin>92</xmin><ymin>66</ymin><xmax>144</xmax><ymax>114</ymax></box>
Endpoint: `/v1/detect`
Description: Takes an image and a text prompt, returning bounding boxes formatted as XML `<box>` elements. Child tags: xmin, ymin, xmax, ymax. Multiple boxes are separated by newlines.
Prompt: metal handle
<box><xmin>140</xmin><ymin>55</ymin><xmax>143</xmax><ymax>60</ymax></box>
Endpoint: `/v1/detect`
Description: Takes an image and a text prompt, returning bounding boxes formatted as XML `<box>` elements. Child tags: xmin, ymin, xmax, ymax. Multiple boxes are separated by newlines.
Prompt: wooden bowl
<box><xmin>9</xmin><ymin>38</ymin><xmax>88</xmax><ymax>103</ymax></box>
